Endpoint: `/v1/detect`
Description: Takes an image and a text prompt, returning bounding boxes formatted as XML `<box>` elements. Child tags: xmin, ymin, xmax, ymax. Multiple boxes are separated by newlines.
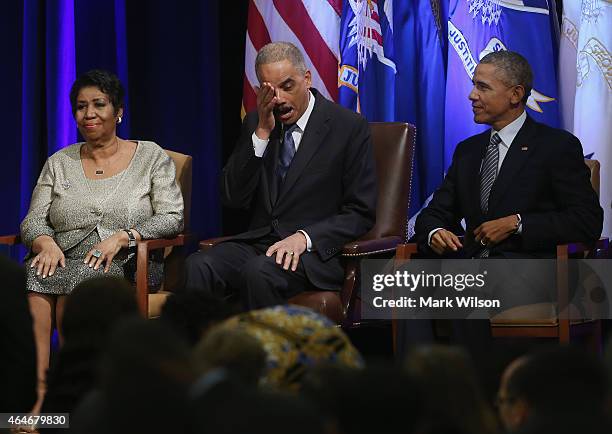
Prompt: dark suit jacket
<box><xmin>416</xmin><ymin>115</ymin><xmax>603</xmax><ymax>258</ymax></box>
<box><xmin>221</xmin><ymin>88</ymin><xmax>377</xmax><ymax>289</ymax></box>
<box><xmin>0</xmin><ymin>255</ymin><xmax>37</xmax><ymax>412</ymax></box>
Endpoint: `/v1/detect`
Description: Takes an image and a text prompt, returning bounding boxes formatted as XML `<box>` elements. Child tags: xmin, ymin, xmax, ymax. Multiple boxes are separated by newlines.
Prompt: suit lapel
<box><xmin>468</xmin><ymin>131</ymin><xmax>490</xmax><ymax>217</ymax></box>
<box><xmin>488</xmin><ymin>116</ymin><xmax>537</xmax><ymax>212</ymax></box>
<box><xmin>276</xmin><ymin>92</ymin><xmax>331</xmax><ymax>204</ymax></box>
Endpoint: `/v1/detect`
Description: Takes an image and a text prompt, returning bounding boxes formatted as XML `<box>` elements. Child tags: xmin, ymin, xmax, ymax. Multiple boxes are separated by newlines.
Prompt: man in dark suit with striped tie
<box><xmin>185</xmin><ymin>42</ymin><xmax>376</xmax><ymax>309</ymax></box>
<box><xmin>416</xmin><ymin>50</ymin><xmax>602</xmax><ymax>259</ymax></box>
<box><xmin>401</xmin><ymin>51</ymin><xmax>603</xmax><ymax>356</ymax></box>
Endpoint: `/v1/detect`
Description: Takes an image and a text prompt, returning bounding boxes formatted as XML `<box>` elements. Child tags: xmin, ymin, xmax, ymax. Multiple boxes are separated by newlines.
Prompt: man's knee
<box><xmin>240</xmin><ymin>255</ymin><xmax>287</xmax><ymax>309</ymax></box>
<box><xmin>184</xmin><ymin>250</ymin><xmax>223</xmax><ymax>292</ymax></box>
<box><xmin>241</xmin><ymin>254</ymin><xmax>276</xmax><ymax>283</ymax></box>
<box><xmin>185</xmin><ymin>250</ymin><xmax>218</xmax><ymax>273</ymax></box>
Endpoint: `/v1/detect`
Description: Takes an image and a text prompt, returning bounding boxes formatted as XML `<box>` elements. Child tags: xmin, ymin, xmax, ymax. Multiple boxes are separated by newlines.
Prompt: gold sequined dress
<box><xmin>20</xmin><ymin>141</ymin><xmax>184</xmax><ymax>295</ymax></box>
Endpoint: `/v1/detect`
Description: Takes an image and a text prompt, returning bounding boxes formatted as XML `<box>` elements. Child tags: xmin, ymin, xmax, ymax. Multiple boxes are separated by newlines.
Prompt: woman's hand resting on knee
<box><xmin>31</xmin><ymin>235</ymin><xmax>65</xmax><ymax>279</ymax></box>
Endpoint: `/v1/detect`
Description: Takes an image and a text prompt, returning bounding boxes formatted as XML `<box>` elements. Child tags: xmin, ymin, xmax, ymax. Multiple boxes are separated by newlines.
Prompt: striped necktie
<box><xmin>478</xmin><ymin>132</ymin><xmax>501</xmax><ymax>258</ymax></box>
<box><xmin>278</xmin><ymin>123</ymin><xmax>299</xmax><ymax>183</ymax></box>
<box><xmin>480</xmin><ymin>132</ymin><xmax>501</xmax><ymax>213</ymax></box>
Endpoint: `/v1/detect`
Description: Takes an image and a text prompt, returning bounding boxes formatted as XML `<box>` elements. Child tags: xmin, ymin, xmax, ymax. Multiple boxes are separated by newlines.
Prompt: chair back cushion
<box><xmin>364</xmin><ymin>122</ymin><xmax>416</xmax><ymax>242</ymax></box>
<box><xmin>165</xmin><ymin>150</ymin><xmax>193</xmax><ymax>231</ymax></box>
<box><xmin>162</xmin><ymin>149</ymin><xmax>192</xmax><ymax>292</ymax></box>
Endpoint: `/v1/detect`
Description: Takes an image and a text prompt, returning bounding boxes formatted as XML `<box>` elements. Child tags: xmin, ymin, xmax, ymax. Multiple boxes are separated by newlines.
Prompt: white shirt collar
<box><xmin>492</xmin><ymin>110</ymin><xmax>527</xmax><ymax>149</ymax></box>
<box><xmin>295</xmin><ymin>89</ymin><xmax>315</xmax><ymax>132</ymax></box>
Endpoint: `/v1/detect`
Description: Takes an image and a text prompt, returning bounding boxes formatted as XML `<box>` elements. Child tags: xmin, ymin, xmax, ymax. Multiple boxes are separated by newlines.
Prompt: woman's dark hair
<box><xmin>69</xmin><ymin>69</ymin><xmax>125</xmax><ymax>115</ymax></box>
<box><xmin>159</xmin><ymin>291</ymin><xmax>236</xmax><ymax>346</ymax></box>
<box><xmin>405</xmin><ymin>345</ymin><xmax>499</xmax><ymax>434</ymax></box>
<box><xmin>61</xmin><ymin>276</ymin><xmax>138</xmax><ymax>344</ymax></box>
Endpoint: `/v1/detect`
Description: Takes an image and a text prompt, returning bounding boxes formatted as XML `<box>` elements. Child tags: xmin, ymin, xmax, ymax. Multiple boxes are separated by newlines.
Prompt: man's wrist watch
<box><xmin>513</xmin><ymin>214</ymin><xmax>522</xmax><ymax>233</ymax></box>
<box><xmin>123</xmin><ymin>229</ymin><xmax>136</xmax><ymax>249</ymax></box>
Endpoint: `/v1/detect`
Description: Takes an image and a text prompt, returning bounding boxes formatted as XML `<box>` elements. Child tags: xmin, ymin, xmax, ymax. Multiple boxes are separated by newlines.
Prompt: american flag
<box><xmin>242</xmin><ymin>0</ymin><xmax>342</xmax><ymax>116</ymax></box>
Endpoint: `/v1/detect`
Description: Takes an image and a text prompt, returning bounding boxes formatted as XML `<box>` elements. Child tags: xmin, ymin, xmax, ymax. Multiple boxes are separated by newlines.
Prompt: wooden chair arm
<box><xmin>199</xmin><ymin>236</ymin><xmax>234</xmax><ymax>250</ymax></box>
<box><xmin>0</xmin><ymin>234</ymin><xmax>21</xmax><ymax>245</ymax></box>
<box><xmin>336</xmin><ymin>236</ymin><xmax>404</xmax><ymax>323</ymax></box>
<box><xmin>135</xmin><ymin>234</ymin><xmax>186</xmax><ymax>316</ymax></box>
<box><xmin>342</xmin><ymin>236</ymin><xmax>403</xmax><ymax>257</ymax></box>
<box><xmin>556</xmin><ymin>238</ymin><xmax>608</xmax><ymax>258</ymax></box>
<box><xmin>137</xmin><ymin>234</ymin><xmax>186</xmax><ymax>251</ymax></box>
<box><xmin>396</xmin><ymin>237</ymin><xmax>609</xmax><ymax>262</ymax></box>
<box><xmin>395</xmin><ymin>243</ymin><xmax>419</xmax><ymax>262</ymax></box>
<box><xmin>394</xmin><ymin>235</ymin><xmax>465</xmax><ymax>263</ymax></box>
<box><xmin>201</xmin><ymin>236</ymin><xmax>405</xmax><ymax>256</ymax></box>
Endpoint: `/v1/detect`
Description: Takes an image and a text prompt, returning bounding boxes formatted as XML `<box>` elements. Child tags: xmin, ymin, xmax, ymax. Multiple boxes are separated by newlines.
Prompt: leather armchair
<box><xmin>199</xmin><ymin>122</ymin><xmax>416</xmax><ymax>326</ymax></box>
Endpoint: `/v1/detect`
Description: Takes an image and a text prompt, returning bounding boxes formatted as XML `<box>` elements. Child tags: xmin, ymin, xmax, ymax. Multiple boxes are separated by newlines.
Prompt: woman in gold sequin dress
<box><xmin>20</xmin><ymin>70</ymin><xmax>183</xmax><ymax>412</ymax></box>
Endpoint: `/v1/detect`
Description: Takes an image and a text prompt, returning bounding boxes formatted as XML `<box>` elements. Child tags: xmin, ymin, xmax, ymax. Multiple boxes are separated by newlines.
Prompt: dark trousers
<box><xmin>396</xmin><ymin>249</ymin><xmax>491</xmax><ymax>362</ymax></box>
<box><xmin>184</xmin><ymin>237</ymin><xmax>311</xmax><ymax>309</ymax></box>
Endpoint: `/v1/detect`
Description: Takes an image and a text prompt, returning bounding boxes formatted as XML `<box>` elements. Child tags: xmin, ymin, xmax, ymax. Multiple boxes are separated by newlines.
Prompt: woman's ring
<box><xmin>289</xmin><ymin>251</ymin><xmax>295</xmax><ymax>256</ymax></box>
<box><xmin>480</xmin><ymin>239</ymin><xmax>487</xmax><ymax>246</ymax></box>
<box><xmin>92</xmin><ymin>249</ymin><xmax>103</xmax><ymax>258</ymax></box>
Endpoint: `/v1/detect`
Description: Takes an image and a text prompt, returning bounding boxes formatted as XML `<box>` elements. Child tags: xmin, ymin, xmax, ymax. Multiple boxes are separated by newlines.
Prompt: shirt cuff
<box><xmin>252</xmin><ymin>132</ymin><xmax>269</xmax><ymax>157</ymax></box>
<box><xmin>297</xmin><ymin>230</ymin><xmax>312</xmax><ymax>252</ymax></box>
<box><xmin>428</xmin><ymin>228</ymin><xmax>444</xmax><ymax>246</ymax></box>
<box><xmin>516</xmin><ymin>213</ymin><xmax>522</xmax><ymax>234</ymax></box>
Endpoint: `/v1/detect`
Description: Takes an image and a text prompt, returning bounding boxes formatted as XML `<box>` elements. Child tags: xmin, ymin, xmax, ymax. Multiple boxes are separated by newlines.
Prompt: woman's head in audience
<box><xmin>193</xmin><ymin>386</ymin><xmax>326</xmax><ymax>434</ymax></box>
<box><xmin>160</xmin><ymin>290</ymin><xmax>236</xmax><ymax>346</ymax></box>
<box><xmin>214</xmin><ymin>305</ymin><xmax>364</xmax><ymax>391</ymax></box>
<box><xmin>496</xmin><ymin>356</ymin><xmax>529</xmax><ymax>432</ymax></box>
<box><xmin>192</xmin><ymin>326</ymin><xmax>267</xmax><ymax>387</ymax></box>
<box><xmin>497</xmin><ymin>345</ymin><xmax>609</xmax><ymax>433</ymax></box>
<box><xmin>302</xmin><ymin>364</ymin><xmax>424</xmax><ymax>434</ymax></box>
<box><xmin>99</xmin><ymin>317</ymin><xmax>195</xmax><ymax>434</ymax></box>
<box><xmin>405</xmin><ymin>345</ymin><xmax>499</xmax><ymax>434</ymax></box>
<box><xmin>61</xmin><ymin>276</ymin><xmax>137</xmax><ymax>345</ymax></box>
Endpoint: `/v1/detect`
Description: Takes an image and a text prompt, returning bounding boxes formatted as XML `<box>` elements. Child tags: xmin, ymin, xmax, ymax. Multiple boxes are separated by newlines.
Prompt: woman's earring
<box><xmin>117</xmin><ymin>116</ymin><xmax>122</xmax><ymax>124</ymax></box>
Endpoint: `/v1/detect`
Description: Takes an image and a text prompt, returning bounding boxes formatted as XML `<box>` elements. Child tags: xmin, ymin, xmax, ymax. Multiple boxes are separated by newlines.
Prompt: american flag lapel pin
<box><xmin>521</xmin><ymin>145</ymin><xmax>529</xmax><ymax>151</ymax></box>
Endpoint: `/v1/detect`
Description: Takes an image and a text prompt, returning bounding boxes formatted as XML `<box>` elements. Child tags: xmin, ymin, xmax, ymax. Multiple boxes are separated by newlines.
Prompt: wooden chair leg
<box><xmin>136</xmin><ymin>242</ymin><xmax>150</xmax><ymax>317</ymax></box>
<box><xmin>559</xmin><ymin>319</ymin><xmax>570</xmax><ymax>344</ymax></box>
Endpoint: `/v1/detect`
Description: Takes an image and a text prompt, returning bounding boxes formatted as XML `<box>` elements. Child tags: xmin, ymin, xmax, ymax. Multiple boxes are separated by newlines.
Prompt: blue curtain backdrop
<box><xmin>0</xmin><ymin>0</ymin><xmax>221</xmax><ymax>256</ymax></box>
